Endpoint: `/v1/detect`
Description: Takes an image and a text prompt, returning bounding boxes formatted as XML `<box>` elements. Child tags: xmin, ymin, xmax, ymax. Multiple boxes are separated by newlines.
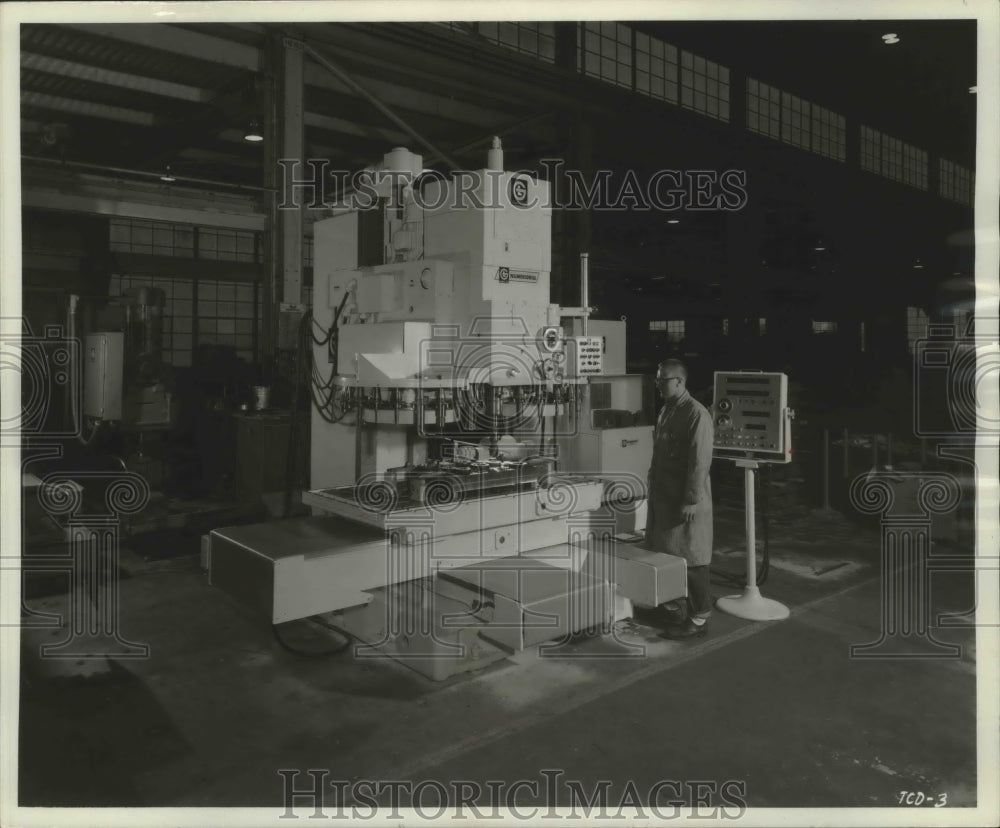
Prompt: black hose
<box><xmin>272</xmin><ymin>620</ymin><xmax>350</xmax><ymax>658</ymax></box>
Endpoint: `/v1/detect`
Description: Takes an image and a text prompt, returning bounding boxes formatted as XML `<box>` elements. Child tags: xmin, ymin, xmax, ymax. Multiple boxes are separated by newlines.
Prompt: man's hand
<box><xmin>681</xmin><ymin>504</ymin><xmax>698</xmax><ymax>523</ymax></box>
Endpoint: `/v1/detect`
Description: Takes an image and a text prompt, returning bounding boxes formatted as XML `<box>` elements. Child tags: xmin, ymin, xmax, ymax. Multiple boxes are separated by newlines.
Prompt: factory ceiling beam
<box><xmin>23</xmin><ymin>180</ymin><xmax>266</xmax><ymax>230</ymax></box>
<box><xmin>63</xmin><ymin>23</ymin><xmax>507</xmax><ymax>134</ymax></box>
<box><xmin>128</xmin><ymin>78</ymin><xmax>261</xmax><ymax>170</ymax></box>
<box><xmin>302</xmin><ymin>42</ymin><xmax>460</xmax><ymax>170</ymax></box>
<box><xmin>21</xmin><ymin>112</ymin><xmax>261</xmax><ymax>175</ymax></box>
<box><xmin>20</xmin><ymin>52</ymin><xmax>213</xmax><ymax>103</ymax></box>
<box><xmin>304</xmin><ymin>111</ymin><xmax>409</xmax><ymax>147</ymax></box>
<box><xmin>303</xmin><ymin>60</ymin><xmax>504</xmax><ymax>134</ymax></box>
<box><xmin>21</xmin><ymin>90</ymin><xmax>156</xmax><ymax>126</ymax></box>
<box><xmin>301</xmin><ymin>85</ymin><xmax>482</xmax><ymax>148</ymax></box>
<box><xmin>300</xmin><ymin>23</ymin><xmax>578</xmax><ymax>115</ymax></box>
<box><xmin>52</xmin><ymin>24</ymin><xmax>508</xmax><ymax>166</ymax></box>
<box><xmin>64</xmin><ymin>23</ymin><xmax>261</xmax><ymax>71</ymax></box>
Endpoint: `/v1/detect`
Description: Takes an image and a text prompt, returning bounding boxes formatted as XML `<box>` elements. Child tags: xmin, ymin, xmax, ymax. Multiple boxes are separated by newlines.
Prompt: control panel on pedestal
<box><xmin>712</xmin><ymin>371</ymin><xmax>793</xmax><ymax>463</ymax></box>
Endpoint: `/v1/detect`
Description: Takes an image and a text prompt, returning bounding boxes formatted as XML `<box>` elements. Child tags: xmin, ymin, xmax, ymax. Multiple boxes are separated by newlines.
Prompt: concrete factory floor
<box><xmin>17</xmin><ymin>493</ymin><xmax>980</xmax><ymax>812</ymax></box>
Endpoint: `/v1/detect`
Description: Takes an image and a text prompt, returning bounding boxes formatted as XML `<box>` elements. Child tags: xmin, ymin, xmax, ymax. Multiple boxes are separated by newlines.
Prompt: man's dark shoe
<box><xmin>658</xmin><ymin>600</ymin><xmax>687</xmax><ymax>625</ymax></box>
<box><xmin>662</xmin><ymin>618</ymin><xmax>708</xmax><ymax>640</ymax></box>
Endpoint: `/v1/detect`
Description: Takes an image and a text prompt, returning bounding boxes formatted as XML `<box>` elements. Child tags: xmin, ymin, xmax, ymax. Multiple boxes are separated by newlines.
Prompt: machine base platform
<box><xmin>715</xmin><ymin>587</ymin><xmax>790</xmax><ymax>621</ymax></box>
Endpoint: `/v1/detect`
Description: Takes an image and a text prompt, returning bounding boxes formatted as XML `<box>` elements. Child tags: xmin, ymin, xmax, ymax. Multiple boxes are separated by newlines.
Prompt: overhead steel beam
<box><xmin>21</xmin><ymin>91</ymin><xmax>156</xmax><ymax>126</ymax></box>
<box><xmin>296</xmin><ymin>23</ymin><xmax>574</xmax><ymax>115</ymax></box>
<box><xmin>23</xmin><ymin>155</ymin><xmax>269</xmax><ymax>192</ymax></box>
<box><xmin>303</xmin><ymin>60</ymin><xmax>504</xmax><ymax>132</ymax></box>
<box><xmin>21</xmin><ymin>52</ymin><xmax>212</xmax><ymax>103</ymax></box>
<box><xmin>175</xmin><ymin>146</ymin><xmax>260</xmax><ymax>167</ymax></box>
<box><xmin>22</xmin><ymin>188</ymin><xmax>266</xmax><ymax>230</ymax></box>
<box><xmin>58</xmin><ymin>24</ymin><xmax>514</xmax><ymax>135</ymax></box>
<box><xmin>303</xmin><ymin>42</ymin><xmax>460</xmax><ymax>170</ymax></box>
<box><xmin>65</xmin><ymin>23</ymin><xmax>261</xmax><ymax>71</ymax></box>
<box><xmin>23</xmin><ymin>164</ymin><xmax>266</xmax><ymax>226</ymax></box>
<box><xmin>304</xmin><ymin>111</ymin><xmax>409</xmax><ymax>146</ymax></box>
<box><xmin>301</xmin><ymin>84</ymin><xmax>483</xmax><ymax>143</ymax></box>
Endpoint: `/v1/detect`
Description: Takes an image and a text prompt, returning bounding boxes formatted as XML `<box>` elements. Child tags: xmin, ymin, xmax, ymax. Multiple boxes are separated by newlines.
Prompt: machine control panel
<box><xmin>712</xmin><ymin>371</ymin><xmax>792</xmax><ymax>463</ymax></box>
<box><xmin>567</xmin><ymin>336</ymin><xmax>604</xmax><ymax>377</ymax></box>
<box><xmin>84</xmin><ymin>332</ymin><xmax>124</xmax><ymax>421</ymax></box>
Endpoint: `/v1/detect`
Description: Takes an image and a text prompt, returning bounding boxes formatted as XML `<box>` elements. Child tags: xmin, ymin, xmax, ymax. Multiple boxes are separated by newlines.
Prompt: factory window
<box><xmin>747</xmin><ymin>78</ymin><xmax>781</xmax><ymax>140</ymax></box>
<box><xmin>860</xmin><ymin>125</ymin><xmax>880</xmax><ymax>174</ymax></box>
<box><xmin>811</xmin><ymin>320</ymin><xmax>838</xmax><ymax>334</ymax></box>
<box><xmin>781</xmin><ymin>92</ymin><xmax>811</xmax><ymax>150</ymax></box>
<box><xmin>881</xmin><ymin>134</ymin><xmax>905</xmax><ymax>183</ymax></box>
<box><xmin>649</xmin><ymin>320</ymin><xmax>667</xmax><ymax>331</ymax></box>
<box><xmin>109</xmin><ymin>218</ymin><xmax>194</xmax><ymax>258</ymax></box>
<box><xmin>758</xmin><ymin>317</ymin><xmax>767</xmax><ymax>336</ymax></box>
<box><xmin>721</xmin><ymin>318</ymin><xmax>730</xmax><ymax>336</ymax></box>
<box><xmin>939</xmin><ymin>158</ymin><xmax>973</xmax><ymax>205</ymax></box>
<box><xmin>680</xmin><ymin>51</ymin><xmax>730</xmax><ymax>121</ymax></box>
<box><xmin>906</xmin><ymin>306</ymin><xmax>929</xmax><ymax>353</ymax></box>
<box><xmin>197</xmin><ymin>279</ymin><xmax>256</xmax><ymax>362</ymax></box>
<box><xmin>635</xmin><ymin>32</ymin><xmax>679</xmax><ymax>104</ymax></box>
<box><xmin>903</xmin><ymin>144</ymin><xmax>929</xmax><ymax>189</ymax></box>
<box><xmin>110</xmin><ymin>219</ymin><xmax>263</xmax><ymax>262</ymax></box>
<box><xmin>477</xmin><ymin>21</ymin><xmax>557</xmax><ymax>63</ymax></box>
<box><xmin>860</xmin><ymin>125</ymin><xmax>928</xmax><ymax>190</ymax></box>
<box><xmin>666</xmin><ymin>320</ymin><xmax>685</xmax><ymax>342</ymax></box>
<box><xmin>579</xmin><ymin>22</ymin><xmax>633</xmax><ymax>89</ymax></box>
<box><xmin>110</xmin><ymin>274</ymin><xmax>194</xmax><ymax>367</ymax></box>
<box><xmin>197</xmin><ymin>227</ymin><xmax>258</xmax><ymax>263</ymax></box>
<box><xmin>810</xmin><ymin>103</ymin><xmax>846</xmax><ymax>162</ymax></box>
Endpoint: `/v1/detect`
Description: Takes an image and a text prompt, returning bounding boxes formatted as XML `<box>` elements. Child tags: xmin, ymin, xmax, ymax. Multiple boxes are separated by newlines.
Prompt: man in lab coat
<box><xmin>646</xmin><ymin>359</ymin><xmax>715</xmax><ymax>638</ymax></box>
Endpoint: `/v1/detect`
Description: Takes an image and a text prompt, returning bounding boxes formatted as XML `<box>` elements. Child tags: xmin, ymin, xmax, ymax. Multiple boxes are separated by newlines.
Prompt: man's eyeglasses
<box><xmin>656</xmin><ymin>377</ymin><xmax>683</xmax><ymax>384</ymax></box>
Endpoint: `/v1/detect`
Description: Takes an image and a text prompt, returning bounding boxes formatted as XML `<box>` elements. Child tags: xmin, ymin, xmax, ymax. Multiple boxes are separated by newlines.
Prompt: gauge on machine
<box><xmin>717</xmin><ymin>398</ymin><xmax>733</xmax><ymax>412</ymax></box>
<box><xmin>540</xmin><ymin>327</ymin><xmax>562</xmax><ymax>352</ymax></box>
<box><xmin>716</xmin><ymin>414</ymin><xmax>732</xmax><ymax>429</ymax></box>
<box><xmin>419</xmin><ymin>268</ymin><xmax>433</xmax><ymax>289</ymax></box>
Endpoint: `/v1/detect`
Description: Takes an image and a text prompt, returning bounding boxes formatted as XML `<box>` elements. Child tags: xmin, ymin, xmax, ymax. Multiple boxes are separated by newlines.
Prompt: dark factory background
<box><xmin>18</xmin><ymin>17</ymin><xmax>976</xmax><ymax>506</ymax></box>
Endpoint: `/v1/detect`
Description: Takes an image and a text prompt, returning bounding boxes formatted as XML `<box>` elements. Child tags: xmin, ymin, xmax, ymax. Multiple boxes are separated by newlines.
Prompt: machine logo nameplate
<box><xmin>496</xmin><ymin>267</ymin><xmax>539</xmax><ymax>284</ymax></box>
<box><xmin>509</xmin><ymin>176</ymin><xmax>530</xmax><ymax>206</ymax></box>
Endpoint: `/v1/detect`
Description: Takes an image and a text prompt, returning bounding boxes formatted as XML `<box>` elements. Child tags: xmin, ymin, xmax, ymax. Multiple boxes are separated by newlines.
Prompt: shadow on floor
<box><xmin>19</xmin><ymin>657</ymin><xmax>192</xmax><ymax>806</ymax></box>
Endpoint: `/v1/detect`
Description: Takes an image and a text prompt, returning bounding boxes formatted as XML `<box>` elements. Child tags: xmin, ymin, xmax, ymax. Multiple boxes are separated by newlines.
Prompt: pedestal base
<box><xmin>716</xmin><ymin>586</ymin><xmax>790</xmax><ymax>621</ymax></box>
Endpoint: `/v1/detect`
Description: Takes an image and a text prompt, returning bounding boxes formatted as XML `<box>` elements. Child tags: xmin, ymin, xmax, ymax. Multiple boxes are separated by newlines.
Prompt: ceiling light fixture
<box><xmin>881</xmin><ymin>32</ymin><xmax>900</xmax><ymax>45</ymax></box>
<box><xmin>667</xmin><ymin>219</ymin><xmax>680</xmax><ymax>225</ymax></box>
<box><xmin>913</xmin><ymin>258</ymin><xmax>924</xmax><ymax>270</ymax></box>
<box><xmin>814</xmin><ymin>239</ymin><xmax>827</xmax><ymax>252</ymax></box>
<box><xmin>969</xmin><ymin>85</ymin><xmax>978</xmax><ymax>94</ymax></box>
<box><xmin>243</xmin><ymin>119</ymin><xmax>264</xmax><ymax>142</ymax></box>
<box><xmin>160</xmin><ymin>165</ymin><xmax>176</xmax><ymax>182</ymax></box>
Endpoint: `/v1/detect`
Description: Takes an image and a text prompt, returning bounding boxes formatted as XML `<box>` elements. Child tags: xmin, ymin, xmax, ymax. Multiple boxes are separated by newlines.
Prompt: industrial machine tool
<box><xmin>209</xmin><ymin>141</ymin><xmax>686</xmax><ymax>679</ymax></box>
<box><xmin>84</xmin><ymin>287</ymin><xmax>174</xmax><ymax>486</ymax></box>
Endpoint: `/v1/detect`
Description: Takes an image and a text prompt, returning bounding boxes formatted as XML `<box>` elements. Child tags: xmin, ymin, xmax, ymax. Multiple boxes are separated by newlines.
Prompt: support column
<box><xmin>260</xmin><ymin>35</ymin><xmax>280</xmax><ymax>374</ymax></box>
<box><xmin>278</xmin><ymin>36</ymin><xmax>306</xmax><ymax>349</ymax></box>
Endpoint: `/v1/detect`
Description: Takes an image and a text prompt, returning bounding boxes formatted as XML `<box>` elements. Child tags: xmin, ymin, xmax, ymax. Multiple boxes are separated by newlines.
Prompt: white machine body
<box><xmin>210</xmin><ymin>144</ymin><xmax>684</xmax><ymax>680</ymax></box>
